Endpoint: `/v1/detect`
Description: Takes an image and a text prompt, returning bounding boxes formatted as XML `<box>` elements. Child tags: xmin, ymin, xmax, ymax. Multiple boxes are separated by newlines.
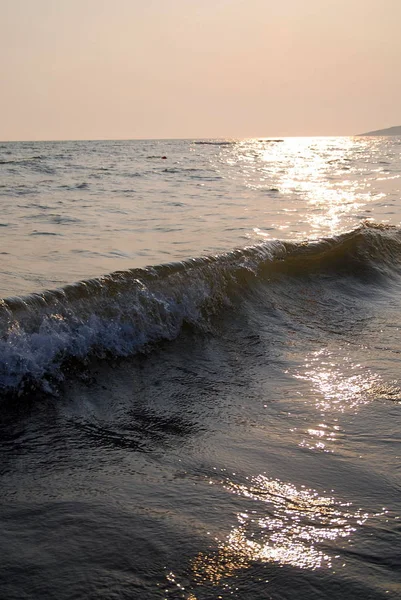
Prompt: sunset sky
<box><xmin>1</xmin><ymin>0</ymin><xmax>400</xmax><ymax>140</ymax></box>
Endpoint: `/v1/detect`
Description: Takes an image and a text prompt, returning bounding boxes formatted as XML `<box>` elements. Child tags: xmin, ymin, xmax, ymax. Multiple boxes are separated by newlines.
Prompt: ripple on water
<box><xmin>164</xmin><ymin>473</ymin><xmax>376</xmax><ymax>597</ymax></box>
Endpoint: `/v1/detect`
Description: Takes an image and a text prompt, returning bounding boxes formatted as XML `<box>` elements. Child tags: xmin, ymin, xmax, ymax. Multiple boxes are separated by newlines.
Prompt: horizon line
<box><xmin>0</xmin><ymin>134</ymin><xmax>367</xmax><ymax>143</ymax></box>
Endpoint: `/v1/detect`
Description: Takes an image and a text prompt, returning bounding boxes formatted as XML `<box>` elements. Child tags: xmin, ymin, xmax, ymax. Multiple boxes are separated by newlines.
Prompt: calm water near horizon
<box><xmin>0</xmin><ymin>137</ymin><xmax>400</xmax><ymax>599</ymax></box>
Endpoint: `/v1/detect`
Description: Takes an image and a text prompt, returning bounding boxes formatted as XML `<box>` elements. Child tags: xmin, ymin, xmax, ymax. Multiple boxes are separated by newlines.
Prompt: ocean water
<box><xmin>0</xmin><ymin>137</ymin><xmax>400</xmax><ymax>599</ymax></box>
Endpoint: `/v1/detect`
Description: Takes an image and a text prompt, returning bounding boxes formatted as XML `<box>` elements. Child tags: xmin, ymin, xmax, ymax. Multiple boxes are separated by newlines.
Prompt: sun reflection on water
<box><xmin>295</xmin><ymin>351</ymin><xmax>378</xmax><ymax>413</ymax></box>
<box><xmin>293</xmin><ymin>349</ymin><xmax>401</xmax><ymax>452</ymax></box>
<box><xmin>228</xmin><ymin>137</ymin><xmax>384</xmax><ymax>242</ymax></box>
<box><xmin>164</xmin><ymin>474</ymin><xmax>370</xmax><ymax>598</ymax></box>
<box><xmin>296</xmin><ymin>349</ymin><xmax>401</xmax><ymax>413</ymax></box>
<box><xmin>298</xmin><ymin>422</ymin><xmax>342</xmax><ymax>453</ymax></box>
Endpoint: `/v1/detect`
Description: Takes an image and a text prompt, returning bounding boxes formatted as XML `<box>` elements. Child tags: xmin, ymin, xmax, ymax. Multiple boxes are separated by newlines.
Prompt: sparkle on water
<box><xmin>292</xmin><ymin>348</ymin><xmax>401</xmax><ymax>452</ymax></box>
<box><xmin>1</xmin><ymin>136</ymin><xmax>400</xmax><ymax>296</ymax></box>
<box><xmin>165</xmin><ymin>474</ymin><xmax>371</xmax><ymax>598</ymax></box>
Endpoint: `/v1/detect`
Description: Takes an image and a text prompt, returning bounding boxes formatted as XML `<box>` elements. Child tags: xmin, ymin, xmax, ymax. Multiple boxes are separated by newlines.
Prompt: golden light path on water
<box><xmin>270</xmin><ymin>138</ymin><xmax>375</xmax><ymax>236</ymax></box>
<box><xmin>164</xmin><ymin>475</ymin><xmax>372</xmax><ymax>598</ymax></box>
<box><xmin>226</xmin><ymin>136</ymin><xmax>387</xmax><ymax>242</ymax></box>
<box><xmin>292</xmin><ymin>349</ymin><xmax>401</xmax><ymax>452</ymax></box>
<box><xmin>3</xmin><ymin>136</ymin><xmax>400</xmax><ymax>297</ymax></box>
<box><xmin>161</xmin><ymin>139</ymin><xmax>400</xmax><ymax>597</ymax></box>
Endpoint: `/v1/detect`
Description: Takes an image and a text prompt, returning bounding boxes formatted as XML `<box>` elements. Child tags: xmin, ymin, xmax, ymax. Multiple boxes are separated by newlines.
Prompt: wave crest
<box><xmin>1</xmin><ymin>222</ymin><xmax>400</xmax><ymax>395</ymax></box>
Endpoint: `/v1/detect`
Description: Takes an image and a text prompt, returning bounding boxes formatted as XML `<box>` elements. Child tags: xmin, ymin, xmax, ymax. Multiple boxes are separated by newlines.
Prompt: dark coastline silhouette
<box><xmin>358</xmin><ymin>125</ymin><xmax>401</xmax><ymax>136</ymax></box>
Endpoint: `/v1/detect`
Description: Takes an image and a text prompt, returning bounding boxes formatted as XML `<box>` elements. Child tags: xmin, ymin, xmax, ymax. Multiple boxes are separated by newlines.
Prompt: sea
<box><xmin>0</xmin><ymin>137</ymin><xmax>400</xmax><ymax>599</ymax></box>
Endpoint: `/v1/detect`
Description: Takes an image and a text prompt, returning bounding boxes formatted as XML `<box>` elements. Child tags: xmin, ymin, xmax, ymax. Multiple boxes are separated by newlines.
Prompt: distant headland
<box><xmin>358</xmin><ymin>125</ymin><xmax>401</xmax><ymax>136</ymax></box>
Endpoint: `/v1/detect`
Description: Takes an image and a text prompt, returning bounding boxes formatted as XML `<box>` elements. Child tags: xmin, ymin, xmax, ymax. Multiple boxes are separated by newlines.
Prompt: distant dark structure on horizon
<box><xmin>358</xmin><ymin>125</ymin><xmax>401</xmax><ymax>136</ymax></box>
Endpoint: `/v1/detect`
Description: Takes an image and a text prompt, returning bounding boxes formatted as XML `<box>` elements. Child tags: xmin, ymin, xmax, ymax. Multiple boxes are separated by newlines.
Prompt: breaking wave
<box><xmin>1</xmin><ymin>222</ymin><xmax>401</xmax><ymax>396</ymax></box>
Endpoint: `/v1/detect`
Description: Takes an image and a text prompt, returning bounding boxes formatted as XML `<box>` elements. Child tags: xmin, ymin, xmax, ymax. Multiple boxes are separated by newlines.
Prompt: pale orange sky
<box><xmin>1</xmin><ymin>0</ymin><xmax>400</xmax><ymax>141</ymax></box>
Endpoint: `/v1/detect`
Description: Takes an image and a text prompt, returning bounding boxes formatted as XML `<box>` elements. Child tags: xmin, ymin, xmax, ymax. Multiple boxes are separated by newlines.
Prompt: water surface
<box><xmin>0</xmin><ymin>137</ymin><xmax>400</xmax><ymax>599</ymax></box>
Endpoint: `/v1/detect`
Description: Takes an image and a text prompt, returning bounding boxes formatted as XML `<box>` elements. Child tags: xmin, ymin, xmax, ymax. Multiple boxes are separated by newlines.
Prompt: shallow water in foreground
<box><xmin>0</xmin><ymin>138</ymin><xmax>400</xmax><ymax>599</ymax></box>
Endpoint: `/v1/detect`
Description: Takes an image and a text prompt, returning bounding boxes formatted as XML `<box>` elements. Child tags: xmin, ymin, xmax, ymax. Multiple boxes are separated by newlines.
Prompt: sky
<box><xmin>1</xmin><ymin>0</ymin><xmax>401</xmax><ymax>140</ymax></box>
